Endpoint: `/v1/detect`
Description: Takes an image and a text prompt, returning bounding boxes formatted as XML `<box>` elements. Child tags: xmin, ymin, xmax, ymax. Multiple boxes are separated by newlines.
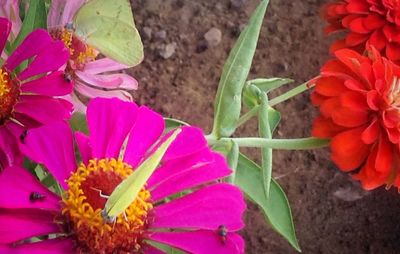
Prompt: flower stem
<box><xmin>208</xmin><ymin>136</ymin><xmax>330</xmax><ymax>150</ymax></box>
<box><xmin>269</xmin><ymin>81</ymin><xmax>311</xmax><ymax>107</ymax></box>
<box><xmin>236</xmin><ymin>105</ymin><xmax>260</xmax><ymax>128</ymax></box>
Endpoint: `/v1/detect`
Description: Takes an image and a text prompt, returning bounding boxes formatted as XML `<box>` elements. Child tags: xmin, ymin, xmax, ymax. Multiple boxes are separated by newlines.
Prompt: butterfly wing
<box><xmin>73</xmin><ymin>0</ymin><xmax>143</xmax><ymax>66</ymax></box>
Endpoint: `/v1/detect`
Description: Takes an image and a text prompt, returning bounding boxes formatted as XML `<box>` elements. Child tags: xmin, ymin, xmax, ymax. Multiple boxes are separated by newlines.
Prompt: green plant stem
<box><xmin>236</xmin><ymin>105</ymin><xmax>260</xmax><ymax>128</ymax></box>
<box><xmin>269</xmin><ymin>81</ymin><xmax>310</xmax><ymax>107</ymax></box>
<box><xmin>207</xmin><ymin>136</ymin><xmax>330</xmax><ymax>150</ymax></box>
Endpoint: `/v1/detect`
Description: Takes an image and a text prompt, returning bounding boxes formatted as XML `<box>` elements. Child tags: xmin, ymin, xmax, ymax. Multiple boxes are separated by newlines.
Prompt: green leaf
<box><xmin>211</xmin><ymin>0</ymin><xmax>269</xmax><ymax>138</ymax></box>
<box><xmin>11</xmin><ymin>0</ymin><xmax>47</xmax><ymax>51</ymax></box>
<box><xmin>226</xmin><ymin>140</ymin><xmax>239</xmax><ymax>183</ymax></box>
<box><xmin>148</xmin><ymin>241</ymin><xmax>186</xmax><ymax>254</ymax></box>
<box><xmin>164</xmin><ymin>117</ymin><xmax>189</xmax><ymax>132</ymax></box>
<box><xmin>268</xmin><ymin>107</ymin><xmax>281</xmax><ymax>134</ymax></box>
<box><xmin>243</xmin><ymin>84</ymin><xmax>262</xmax><ymax>109</ymax></box>
<box><xmin>105</xmin><ymin>129</ymin><xmax>181</xmax><ymax>217</ymax></box>
<box><xmin>69</xmin><ymin>113</ymin><xmax>88</xmax><ymax>134</ymax></box>
<box><xmin>258</xmin><ymin>92</ymin><xmax>272</xmax><ymax>198</ymax></box>
<box><xmin>236</xmin><ymin>153</ymin><xmax>301</xmax><ymax>252</ymax></box>
<box><xmin>248</xmin><ymin>78</ymin><xmax>293</xmax><ymax>93</ymax></box>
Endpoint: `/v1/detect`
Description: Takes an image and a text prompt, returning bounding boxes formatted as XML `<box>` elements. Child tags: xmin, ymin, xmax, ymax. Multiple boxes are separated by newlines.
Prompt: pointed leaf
<box><xmin>259</xmin><ymin>92</ymin><xmax>272</xmax><ymax>198</ymax></box>
<box><xmin>11</xmin><ymin>0</ymin><xmax>47</xmax><ymax>51</ymax></box>
<box><xmin>248</xmin><ymin>78</ymin><xmax>294</xmax><ymax>93</ymax></box>
<box><xmin>236</xmin><ymin>153</ymin><xmax>301</xmax><ymax>252</ymax></box>
<box><xmin>211</xmin><ymin>0</ymin><xmax>269</xmax><ymax>138</ymax></box>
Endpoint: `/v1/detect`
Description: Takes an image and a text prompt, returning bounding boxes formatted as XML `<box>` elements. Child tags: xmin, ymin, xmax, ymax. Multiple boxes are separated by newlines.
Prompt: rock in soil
<box><xmin>204</xmin><ymin>27</ymin><xmax>222</xmax><ymax>47</ymax></box>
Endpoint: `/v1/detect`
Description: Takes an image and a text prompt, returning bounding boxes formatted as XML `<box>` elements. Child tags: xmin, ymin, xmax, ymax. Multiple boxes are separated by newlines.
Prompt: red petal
<box><xmin>345</xmin><ymin>32</ymin><xmax>369</xmax><ymax>46</ymax></box>
<box><xmin>340</xmin><ymin>91</ymin><xmax>368</xmax><ymax>111</ymax></box>
<box><xmin>321</xmin><ymin>97</ymin><xmax>341</xmax><ymax>118</ymax></box>
<box><xmin>346</xmin><ymin>1</ymin><xmax>369</xmax><ymax>14</ymax></box>
<box><xmin>353</xmin><ymin>146</ymin><xmax>387</xmax><ymax>190</ymax></box>
<box><xmin>361</xmin><ymin>118</ymin><xmax>380</xmax><ymax>144</ymax></box>
<box><xmin>331</xmin><ymin>127</ymin><xmax>370</xmax><ymax>171</ymax></box>
<box><xmin>386</xmin><ymin>43</ymin><xmax>400</xmax><ymax>61</ymax></box>
<box><xmin>321</xmin><ymin>59</ymin><xmax>357</xmax><ymax>80</ymax></box>
<box><xmin>329</xmin><ymin>39</ymin><xmax>349</xmax><ymax>53</ymax></box>
<box><xmin>334</xmin><ymin>48</ymin><xmax>370</xmax><ymax>75</ymax></box>
<box><xmin>368</xmin><ymin>29</ymin><xmax>387</xmax><ymax>51</ymax></box>
<box><xmin>383</xmin><ymin>25</ymin><xmax>400</xmax><ymax>42</ymax></box>
<box><xmin>371</xmin><ymin>56</ymin><xmax>386</xmax><ymax>80</ymax></box>
<box><xmin>386</xmin><ymin>127</ymin><xmax>400</xmax><ymax>143</ymax></box>
<box><xmin>325</xmin><ymin>22</ymin><xmax>345</xmax><ymax>34</ymax></box>
<box><xmin>344</xmin><ymin>78</ymin><xmax>368</xmax><ymax>91</ymax></box>
<box><xmin>366</xmin><ymin>90</ymin><xmax>381</xmax><ymax>110</ymax></box>
<box><xmin>315</xmin><ymin>76</ymin><xmax>347</xmax><ymax>96</ymax></box>
<box><xmin>342</xmin><ymin>14</ymin><xmax>362</xmax><ymax>28</ymax></box>
<box><xmin>363</xmin><ymin>14</ymin><xmax>386</xmax><ymax>30</ymax></box>
<box><xmin>311</xmin><ymin>92</ymin><xmax>328</xmax><ymax>106</ymax></box>
<box><xmin>375</xmin><ymin>137</ymin><xmax>393</xmax><ymax>173</ymax></box>
<box><xmin>349</xmin><ymin>17</ymin><xmax>372</xmax><ymax>33</ymax></box>
<box><xmin>331</xmin><ymin>107</ymin><xmax>369</xmax><ymax>127</ymax></box>
<box><xmin>312</xmin><ymin>116</ymin><xmax>344</xmax><ymax>138</ymax></box>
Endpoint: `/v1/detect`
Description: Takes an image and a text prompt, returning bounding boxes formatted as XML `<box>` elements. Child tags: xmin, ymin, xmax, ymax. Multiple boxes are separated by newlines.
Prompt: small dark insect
<box><xmin>217</xmin><ymin>225</ymin><xmax>227</xmax><ymax>244</ymax></box>
<box><xmin>64</xmin><ymin>22</ymin><xmax>74</xmax><ymax>30</ymax></box>
<box><xmin>19</xmin><ymin>130</ymin><xmax>28</xmax><ymax>144</ymax></box>
<box><xmin>29</xmin><ymin>192</ymin><xmax>46</xmax><ymax>202</ymax></box>
<box><xmin>64</xmin><ymin>73</ymin><xmax>73</xmax><ymax>83</ymax></box>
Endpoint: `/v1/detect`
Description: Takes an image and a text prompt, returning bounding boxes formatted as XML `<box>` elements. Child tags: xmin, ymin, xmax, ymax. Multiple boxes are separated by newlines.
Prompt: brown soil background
<box><xmin>129</xmin><ymin>1</ymin><xmax>400</xmax><ymax>253</ymax></box>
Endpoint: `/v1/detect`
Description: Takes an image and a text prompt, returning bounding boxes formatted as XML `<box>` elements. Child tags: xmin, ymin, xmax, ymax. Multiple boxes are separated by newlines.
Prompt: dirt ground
<box><xmin>129</xmin><ymin>0</ymin><xmax>400</xmax><ymax>253</ymax></box>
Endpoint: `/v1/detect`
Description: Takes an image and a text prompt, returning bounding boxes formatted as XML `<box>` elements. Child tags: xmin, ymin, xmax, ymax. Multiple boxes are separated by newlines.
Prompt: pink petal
<box><xmin>17</xmin><ymin>40</ymin><xmax>69</xmax><ymax>80</ymax></box>
<box><xmin>0</xmin><ymin>124</ymin><xmax>22</xmax><ymax>168</ymax></box>
<box><xmin>48</xmin><ymin>0</ymin><xmax>85</xmax><ymax>28</ymax></box>
<box><xmin>84</xmin><ymin>58</ymin><xmax>131</xmax><ymax>74</ymax></box>
<box><xmin>75</xmin><ymin>70</ymin><xmax>138</xmax><ymax>90</ymax></box>
<box><xmin>14</xmin><ymin>95</ymin><xmax>73</xmax><ymax>124</ymax></box>
<box><xmin>0</xmin><ymin>209</ymin><xmax>60</xmax><ymax>244</ymax></box>
<box><xmin>152</xmin><ymin>183</ymin><xmax>245</xmax><ymax>231</ymax></box>
<box><xmin>20</xmin><ymin>122</ymin><xmax>77</xmax><ymax>189</ymax></box>
<box><xmin>21</xmin><ymin>71</ymin><xmax>73</xmax><ymax>96</ymax></box>
<box><xmin>0</xmin><ymin>166</ymin><xmax>60</xmax><ymax>210</ymax></box>
<box><xmin>5</xmin><ymin>29</ymin><xmax>52</xmax><ymax>71</ymax></box>
<box><xmin>0</xmin><ymin>17</ymin><xmax>11</xmax><ymax>54</ymax></box>
<box><xmin>74</xmin><ymin>80</ymin><xmax>133</xmax><ymax>100</ymax></box>
<box><xmin>123</xmin><ymin>106</ymin><xmax>165</xmax><ymax>167</ymax></box>
<box><xmin>149</xmin><ymin>230</ymin><xmax>245</xmax><ymax>254</ymax></box>
<box><xmin>75</xmin><ymin>131</ymin><xmax>91</xmax><ymax>164</ymax></box>
<box><xmin>87</xmin><ymin>98</ymin><xmax>138</xmax><ymax>158</ymax></box>
<box><xmin>162</xmin><ymin>127</ymin><xmax>208</xmax><ymax>162</ymax></box>
<box><xmin>1</xmin><ymin>238</ymin><xmax>75</xmax><ymax>254</ymax></box>
<box><xmin>148</xmin><ymin>149</ymin><xmax>214</xmax><ymax>186</ymax></box>
<box><xmin>150</xmin><ymin>153</ymin><xmax>232</xmax><ymax>201</ymax></box>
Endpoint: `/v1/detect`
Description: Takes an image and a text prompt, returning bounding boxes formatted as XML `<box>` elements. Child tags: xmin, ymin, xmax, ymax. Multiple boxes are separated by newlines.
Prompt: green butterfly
<box><xmin>73</xmin><ymin>0</ymin><xmax>144</xmax><ymax>66</ymax></box>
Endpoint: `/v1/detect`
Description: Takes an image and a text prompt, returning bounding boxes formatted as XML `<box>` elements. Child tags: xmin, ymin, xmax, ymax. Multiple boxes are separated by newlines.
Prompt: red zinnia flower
<box><xmin>311</xmin><ymin>47</ymin><xmax>400</xmax><ymax>190</ymax></box>
<box><xmin>323</xmin><ymin>0</ymin><xmax>400</xmax><ymax>62</ymax></box>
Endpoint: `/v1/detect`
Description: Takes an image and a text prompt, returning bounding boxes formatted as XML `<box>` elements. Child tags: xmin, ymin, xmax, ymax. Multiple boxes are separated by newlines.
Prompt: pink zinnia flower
<box><xmin>47</xmin><ymin>0</ymin><xmax>139</xmax><ymax>112</ymax></box>
<box><xmin>0</xmin><ymin>18</ymin><xmax>72</xmax><ymax>169</ymax></box>
<box><xmin>0</xmin><ymin>98</ymin><xmax>246</xmax><ymax>253</ymax></box>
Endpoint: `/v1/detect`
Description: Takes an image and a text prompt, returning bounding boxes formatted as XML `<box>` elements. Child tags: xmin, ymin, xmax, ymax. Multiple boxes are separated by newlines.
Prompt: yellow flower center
<box><xmin>62</xmin><ymin>158</ymin><xmax>153</xmax><ymax>254</ymax></box>
<box><xmin>52</xmin><ymin>27</ymin><xmax>98</xmax><ymax>71</ymax></box>
<box><xmin>0</xmin><ymin>68</ymin><xmax>19</xmax><ymax>124</ymax></box>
